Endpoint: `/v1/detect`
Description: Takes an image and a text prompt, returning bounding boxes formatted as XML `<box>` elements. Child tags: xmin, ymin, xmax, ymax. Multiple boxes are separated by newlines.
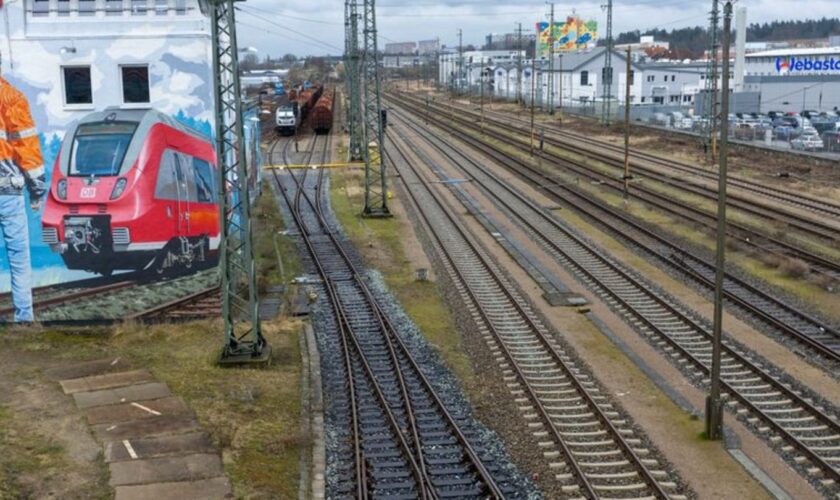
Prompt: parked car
<box><xmin>791</xmin><ymin>133</ymin><xmax>824</xmax><ymax>151</ymax></box>
<box><xmin>774</xmin><ymin>125</ymin><xmax>800</xmax><ymax>141</ymax></box>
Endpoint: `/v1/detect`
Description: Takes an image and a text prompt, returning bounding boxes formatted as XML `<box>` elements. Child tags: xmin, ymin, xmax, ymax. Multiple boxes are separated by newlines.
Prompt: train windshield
<box><xmin>70</xmin><ymin>122</ymin><xmax>138</xmax><ymax>177</ymax></box>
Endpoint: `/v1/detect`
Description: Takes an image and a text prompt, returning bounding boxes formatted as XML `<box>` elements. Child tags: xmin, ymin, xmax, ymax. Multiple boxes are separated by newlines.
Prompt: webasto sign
<box><xmin>776</xmin><ymin>56</ymin><xmax>840</xmax><ymax>73</ymax></box>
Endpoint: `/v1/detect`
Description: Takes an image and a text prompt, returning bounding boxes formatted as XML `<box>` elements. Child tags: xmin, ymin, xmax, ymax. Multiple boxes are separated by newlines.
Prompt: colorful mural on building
<box><xmin>0</xmin><ymin>2</ymin><xmax>259</xmax><ymax>322</ymax></box>
<box><xmin>536</xmin><ymin>17</ymin><xmax>599</xmax><ymax>57</ymax></box>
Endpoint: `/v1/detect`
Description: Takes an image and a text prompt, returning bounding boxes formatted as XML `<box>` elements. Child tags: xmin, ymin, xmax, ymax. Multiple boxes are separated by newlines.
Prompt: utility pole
<box><xmin>516</xmin><ymin>22</ymin><xmax>524</xmax><ymax>106</ymax></box>
<box><xmin>210</xmin><ymin>0</ymin><xmax>268</xmax><ymax>364</ymax></box>
<box><xmin>362</xmin><ymin>0</ymin><xmax>390</xmax><ymax>217</ymax></box>
<box><xmin>704</xmin><ymin>0</ymin><xmax>721</xmax><ymax>163</ymax></box>
<box><xmin>457</xmin><ymin>29</ymin><xmax>464</xmax><ymax>94</ymax></box>
<box><xmin>530</xmin><ymin>56</ymin><xmax>537</xmax><ymax>155</ymax></box>
<box><xmin>707</xmin><ymin>0</ymin><xmax>733</xmax><ymax>442</ymax></box>
<box><xmin>623</xmin><ymin>45</ymin><xmax>632</xmax><ymax>202</ymax></box>
<box><xmin>480</xmin><ymin>63</ymin><xmax>485</xmax><ymax>132</ymax></box>
<box><xmin>347</xmin><ymin>0</ymin><xmax>364</xmax><ymax>161</ymax></box>
<box><xmin>601</xmin><ymin>0</ymin><xmax>614</xmax><ymax>125</ymax></box>
<box><xmin>547</xmin><ymin>2</ymin><xmax>555</xmax><ymax>115</ymax></box>
<box><xmin>557</xmin><ymin>53</ymin><xmax>563</xmax><ymax>120</ymax></box>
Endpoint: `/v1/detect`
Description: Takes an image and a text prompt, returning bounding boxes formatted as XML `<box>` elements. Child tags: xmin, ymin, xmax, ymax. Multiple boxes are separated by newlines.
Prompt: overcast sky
<box><xmin>235</xmin><ymin>0</ymin><xmax>839</xmax><ymax>58</ymax></box>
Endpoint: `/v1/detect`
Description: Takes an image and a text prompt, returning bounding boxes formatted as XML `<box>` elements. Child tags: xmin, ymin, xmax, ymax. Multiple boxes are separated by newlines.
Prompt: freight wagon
<box><xmin>311</xmin><ymin>88</ymin><xmax>334</xmax><ymax>134</ymax></box>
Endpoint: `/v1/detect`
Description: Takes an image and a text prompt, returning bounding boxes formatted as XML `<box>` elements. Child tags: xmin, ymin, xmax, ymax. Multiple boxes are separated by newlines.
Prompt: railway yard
<box><xmin>3</xmin><ymin>81</ymin><xmax>840</xmax><ymax>500</ymax></box>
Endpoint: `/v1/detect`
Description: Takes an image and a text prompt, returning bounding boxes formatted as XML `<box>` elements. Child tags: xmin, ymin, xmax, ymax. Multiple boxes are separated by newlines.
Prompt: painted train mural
<box><xmin>0</xmin><ymin>2</ymin><xmax>260</xmax><ymax>321</ymax></box>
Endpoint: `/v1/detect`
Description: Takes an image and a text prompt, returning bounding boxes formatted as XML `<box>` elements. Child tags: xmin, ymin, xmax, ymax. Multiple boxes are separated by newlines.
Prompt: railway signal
<box><xmin>208</xmin><ymin>0</ymin><xmax>269</xmax><ymax>364</ymax></box>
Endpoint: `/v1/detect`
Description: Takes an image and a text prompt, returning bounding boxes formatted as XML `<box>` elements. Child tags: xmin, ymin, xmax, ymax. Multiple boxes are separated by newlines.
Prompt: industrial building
<box><xmin>743</xmin><ymin>47</ymin><xmax>840</xmax><ymax>112</ymax></box>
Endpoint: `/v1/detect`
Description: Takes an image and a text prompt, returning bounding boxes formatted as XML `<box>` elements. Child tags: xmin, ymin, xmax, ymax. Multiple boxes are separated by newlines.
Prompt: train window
<box><xmin>192</xmin><ymin>158</ymin><xmax>216</xmax><ymax>203</ymax></box>
<box><xmin>155</xmin><ymin>150</ymin><xmax>180</xmax><ymax>200</ymax></box>
<box><xmin>121</xmin><ymin>65</ymin><xmax>150</xmax><ymax>104</ymax></box>
<box><xmin>70</xmin><ymin>122</ymin><xmax>137</xmax><ymax>176</ymax></box>
<box><xmin>62</xmin><ymin>66</ymin><xmax>93</xmax><ymax>106</ymax></box>
<box><xmin>175</xmin><ymin>153</ymin><xmax>197</xmax><ymax>203</ymax></box>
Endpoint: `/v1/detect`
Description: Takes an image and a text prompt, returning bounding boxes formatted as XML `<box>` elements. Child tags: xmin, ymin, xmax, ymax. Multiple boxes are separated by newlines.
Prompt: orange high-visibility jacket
<box><xmin>0</xmin><ymin>75</ymin><xmax>45</xmax><ymax>197</ymax></box>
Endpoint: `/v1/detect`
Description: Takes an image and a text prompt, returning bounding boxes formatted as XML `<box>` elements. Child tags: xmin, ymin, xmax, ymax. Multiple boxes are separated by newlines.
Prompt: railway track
<box><xmin>127</xmin><ymin>286</ymin><xmax>221</xmax><ymax>322</ymax></box>
<box><xmin>0</xmin><ymin>280</ymin><xmax>137</xmax><ymax>320</ymax></box>
<box><xmin>270</xmin><ymin>133</ymin><xmax>515</xmax><ymax>498</ymax></box>
<box><xmin>390</xmin><ymin>103</ymin><xmax>840</xmax><ymax>365</ymax></box>
<box><xmin>405</xmin><ymin>91</ymin><xmax>840</xmax><ymax>222</ymax></box>
<box><xmin>386</xmin><ymin>109</ymin><xmax>840</xmax><ymax>493</ymax></box>
<box><xmin>387</xmin><ymin>119</ymin><xmax>690</xmax><ymax>498</ymax></box>
<box><xmin>393</xmin><ymin>93</ymin><xmax>840</xmax><ymax>281</ymax></box>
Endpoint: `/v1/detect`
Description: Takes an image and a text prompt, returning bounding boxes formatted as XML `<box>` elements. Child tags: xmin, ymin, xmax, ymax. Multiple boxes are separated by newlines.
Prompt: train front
<box><xmin>41</xmin><ymin>109</ymin><xmax>219</xmax><ymax>276</ymax></box>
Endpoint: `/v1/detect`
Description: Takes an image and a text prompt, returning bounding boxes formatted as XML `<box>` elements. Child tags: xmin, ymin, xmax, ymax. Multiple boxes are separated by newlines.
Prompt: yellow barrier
<box><xmin>263</xmin><ymin>162</ymin><xmax>374</xmax><ymax>170</ymax></box>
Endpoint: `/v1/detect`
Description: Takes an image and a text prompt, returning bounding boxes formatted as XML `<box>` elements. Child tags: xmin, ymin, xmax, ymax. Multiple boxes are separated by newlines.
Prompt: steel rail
<box><xmin>390</xmin><ymin>107</ymin><xmax>840</xmax><ymax>486</ymax></box>
<box><xmin>399</xmin><ymin>91</ymin><xmax>840</xmax><ymax>220</ymax></box>
<box><xmin>274</xmin><ymin>133</ymin><xmax>505</xmax><ymax>498</ymax></box>
<box><xmin>390</xmin><ymin>99</ymin><xmax>840</xmax><ymax>363</ymax></box>
<box><xmin>389</xmin><ymin>93</ymin><xmax>840</xmax><ymax>279</ymax></box>
<box><xmin>387</xmin><ymin>124</ymin><xmax>674</xmax><ymax>499</ymax></box>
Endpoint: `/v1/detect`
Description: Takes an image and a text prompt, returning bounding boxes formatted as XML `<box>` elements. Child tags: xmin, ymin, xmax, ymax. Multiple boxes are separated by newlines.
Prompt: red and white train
<box><xmin>41</xmin><ymin>108</ymin><xmax>220</xmax><ymax>276</ymax></box>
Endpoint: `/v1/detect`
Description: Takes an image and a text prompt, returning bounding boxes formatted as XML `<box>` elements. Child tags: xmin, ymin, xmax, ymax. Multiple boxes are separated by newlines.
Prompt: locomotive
<box><xmin>41</xmin><ymin>108</ymin><xmax>220</xmax><ymax>276</ymax></box>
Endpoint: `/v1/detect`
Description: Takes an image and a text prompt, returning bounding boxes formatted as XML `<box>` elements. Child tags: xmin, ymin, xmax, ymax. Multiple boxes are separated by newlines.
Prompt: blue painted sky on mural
<box><xmin>237</xmin><ymin>0</ymin><xmax>839</xmax><ymax>58</ymax></box>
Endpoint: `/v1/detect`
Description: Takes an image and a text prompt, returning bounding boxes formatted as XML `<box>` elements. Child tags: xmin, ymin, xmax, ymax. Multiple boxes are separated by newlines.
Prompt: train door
<box><xmin>156</xmin><ymin>150</ymin><xmax>182</xmax><ymax>242</ymax></box>
<box><xmin>173</xmin><ymin>153</ymin><xmax>193</xmax><ymax>237</ymax></box>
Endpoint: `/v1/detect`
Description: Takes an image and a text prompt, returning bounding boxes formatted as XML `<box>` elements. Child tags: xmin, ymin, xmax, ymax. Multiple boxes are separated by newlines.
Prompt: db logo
<box><xmin>80</xmin><ymin>187</ymin><xmax>97</xmax><ymax>199</ymax></box>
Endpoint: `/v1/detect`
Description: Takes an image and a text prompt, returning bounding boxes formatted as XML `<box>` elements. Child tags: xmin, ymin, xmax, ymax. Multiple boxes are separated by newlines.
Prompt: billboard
<box><xmin>0</xmin><ymin>4</ymin><xmax>260</xmax><ymax>323</ymax></box>
<box><xmin>536</xmin><ymin>17</ymin><xmax>598</xmax><ymax>57</ymax></box>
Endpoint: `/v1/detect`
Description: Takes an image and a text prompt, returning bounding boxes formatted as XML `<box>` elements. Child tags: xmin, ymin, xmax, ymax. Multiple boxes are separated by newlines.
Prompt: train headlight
<box><xmin>57</xmin><ymin>179</ymin><xmax>67</xmax><ymax>200</ymax></box>
<box><xmin>110</xmin><ymin>178</ymin><xmax>128</xmax><ymax>200</ymax></box>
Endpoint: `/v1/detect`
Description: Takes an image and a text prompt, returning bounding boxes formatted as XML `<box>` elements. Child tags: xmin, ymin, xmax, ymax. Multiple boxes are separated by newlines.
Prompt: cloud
<box><xmin>236</xmin><ymin>0</ymin><xmax>838</xmax><ymax>58</ymax></box>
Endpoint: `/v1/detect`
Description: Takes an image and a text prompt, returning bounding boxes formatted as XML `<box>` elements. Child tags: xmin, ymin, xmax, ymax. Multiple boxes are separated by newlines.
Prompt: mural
<box><xmin>0</xmin><ymin>9</ymin><xmax>261</xmax><ymax>323</ymax></box>
<box><xmin>536</xmin><ymin>17</ymin><xmax>599</xmax><ymax>57</ymax></box>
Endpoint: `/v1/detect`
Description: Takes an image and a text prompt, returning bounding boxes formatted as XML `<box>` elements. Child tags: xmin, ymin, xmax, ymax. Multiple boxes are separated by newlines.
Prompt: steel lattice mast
<box><xmin>346</xmin><ymin>1</ymin><xmax>364</xmax><ymax>162</ymax></box>
<box><xmin>210</xmin><ymin>0</ymin><xmax>268</xmax><ymax>363</ymax></box>
<box><xmin>361</xmin><ymin>0</ymin><xmax>390</xmax><ymax>217</ymax></box>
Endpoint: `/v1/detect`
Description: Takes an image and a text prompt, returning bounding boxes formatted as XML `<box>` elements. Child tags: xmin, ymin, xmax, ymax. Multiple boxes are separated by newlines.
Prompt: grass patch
<box><xmin>329</xmin><ymin>159</ymin><xmax>475</xmax><ymax>386</ymax></box>
<box><xmin>6</xmin><ymin>317</ymin><xmax>304</xmax><ymax>499</ymax></box>
<box><xmin>2</xmin><ymin>183</ymin><xmax>307</xmax><ymax>498</ymax></box>
<box><xmin>253</xmin><ymin>180</ymin><xmax>302</xmax><ymax>295</ymax></box>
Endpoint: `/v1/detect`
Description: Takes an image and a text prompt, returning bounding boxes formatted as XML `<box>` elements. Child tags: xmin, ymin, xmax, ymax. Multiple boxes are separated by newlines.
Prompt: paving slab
<box><xmin>73</xmin><ymin>382</ymin><xmax>171</xmax><ymax>409</ymax></box>
<box><xmin>104</xmin><ymin>432</ymin><xmax>215</xmax><ymax>463</ymax></box>
<box><xmin>109</xmin><ymin>453</ymin><xmax>224</xmax><ymax>487</ymax></box>
<box><xmin>84</xmin><ymin>397</ymin><xmax>190</xmax><ymax>425</ymax></box>
<box><xmin>60</xmin><ymin>369</ymin><xmax>155</xmax><ymax>394</ymax></box>
<box><xmin>92</xmin><ymin>414</ymin><xmax>199</xmax><ymax>441</ymax></box>
<box><xmin>114</xmin><ymin>477</ymin><xmax>232</xmax><ymax>500</ymax></box>
<box><xmin>45</xmin><ymin>357</ymin><xmax>131</xmax><ymax>381</ymax></box>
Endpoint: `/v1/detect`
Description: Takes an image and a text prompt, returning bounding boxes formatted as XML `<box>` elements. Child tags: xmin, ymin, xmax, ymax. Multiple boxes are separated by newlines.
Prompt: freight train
<box><xmin>296</xmin><ymin>84</ymin><xmax>323</xmax><ymax>126</ymax></box>
<box><xmin>41</xmin><ymin>108</ymin><xmax>222</xmax><ymax>277</ymax></box>
<box><xmin>310</xmin><ymin>87</ymin><xmax>334</xmax><ymax>134</ymax></box>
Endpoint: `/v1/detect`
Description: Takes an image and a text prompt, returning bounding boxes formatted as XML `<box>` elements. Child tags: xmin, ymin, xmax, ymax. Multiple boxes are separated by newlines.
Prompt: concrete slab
<box><xmin>92</xmin><ymin>414</ymin><xmax>199</xmax><ymax>441</ymax></box>
<box><xmin>45</xmin><ymin>357</ymin><xmax>131</xmax><ymax>381</ymax></box>
<box><xmin>104</xmin><ymin>432</ymin><xmax>215</xmax><ymax>463</ymax></box>
<box><xmin>114</xmin><ymin>477</ymin><xmax>232</xmax><ymax>500</ymax></box>
<box><xmin>73</xmin><ymin>382</ymin><xmax>171</xmax><ymax>409</ymax></box>
<box><xmin>84</xmin><ymin>397</ymin><xmax>190</xmax><ymax>425</ymax></box>
<box><xmin>60</xmin><ymin>369</ymin><xmax>155</xmax><ymax>394</ymax></box>
<box><xmin>109</xmin><ymin>453</ymin><xmax>224</xmax><ymax>487</ymax></box>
